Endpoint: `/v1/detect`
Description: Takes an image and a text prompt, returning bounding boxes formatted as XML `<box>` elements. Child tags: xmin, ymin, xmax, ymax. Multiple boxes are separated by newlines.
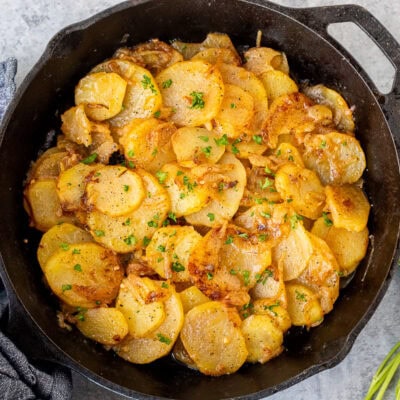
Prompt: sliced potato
<box><xmin>61</xmin><ymin>105</ymin><xmax>92</xmax><ymax>146</ymax></box>
<box><xmin>29</xmin><ymin>149</ymin><xmax>70</xmax><ymax>181</ymax></box>
<box><xmin>114</xmin><ymin>288</ymin><xmax>184</xmax><ymax>364</ymax></box>
<box><xmin>233</xmin><ymin>140</ymin><xmax>268</xmax><ymax>159</ymax></box>
<box><xmin>272</xmin><ymin>142</ymin><xmax>305</xmax><ymax>168</ymax></box>
<box><xmin>37</xmin><ymin>223</ymin><xmax>93</xmax><ymax>271</ymax></box>
<box><xmin>179</xmin><ymin>286</ymin><xmax>210</xmax><ymax>313</ymax></box>
<box><xmin>260</xmin><ymin>70</ymin><xmax>298</xmax><ymax>103</ymax></box>
<box><xmin>76</xmin><ymin>307</ymin><xmax>129</xmax><ymax>345</ymax></box>
<box><xmin>192</xmin><ymin>48</ymin><xmax>241</xmax><ymax>66</ymax></box>
<box><xmin>253</xmin><ymin>299</ymin><xmax>291</xmax><ymax>332</ymax></box>
<box><xmin>285</xmin><ymin>283</ymin><xmax>323</xmax><ymax>327</ymax></box>
<box><xmin>171</xmin><ymin>127</ymin><xmax>225</xmax><ymax>167</ymax></box>
<box><xmin>86</xmin><ymin>169</ymin><xmax>170</xmax><ymax>253</ymax></box>
<box><xmin>75</xmin><ymin>72</ymin><xmax>127</xmax><ymax>121</ymax></box>
<box><xmin>302</xmin><ymin>131</ymin><xmax>366</xmax><ymax>185</ymax></box>
<box><xmin>155</xmin><ymin>60</ymin><xmax>224</xmax><ymax>127</ymax></box>
<box><xmin>44</xmin><ymin>242</ymin><xmax>123</xmax><ymax>308</ymax></box>
<box><xmin>325</xmin><ymin>185</ymin><xmax>370</xmax><ymax>232</ymax></box>
<box><xmin>85</xmin><ymin>165</ymin><xmax>145</xmax><ymax>217</ymax></box>
<box><xmin>303</xmin><ymin>84</ymin><xmax>355</xmax><ymax>132</ymax></box>
<box><xmin>241</xmin><ymin>314</ymin><xmax>283</xmax><ymax>364</ymax></box>
<box><xmin>91</xmin><ymin>59</ymin><xmax>162</xmax><ymax>127</ymax></box>
<box><xmin>244</xmin><ymin>47</ymin><xmax>289</xmax><ymax>75</ymax></box>
<box><xmin>180</xmin><ymin>302</ymin><xmax>248</xmax><ymax>375</ymax></box>
<box><xmin>311</xmin><ymin>216</ymin><xmax>369</xmax><ymax>276</ymax></box>
<box><xmin>116</xmin><ymin>275</ymin><xmax>166</xmax><ymax>338</ymax></box>
<box><xmin>185</xmin><ymin>153</ymin><xmax>246</xmax><ymax>227</ymax></box>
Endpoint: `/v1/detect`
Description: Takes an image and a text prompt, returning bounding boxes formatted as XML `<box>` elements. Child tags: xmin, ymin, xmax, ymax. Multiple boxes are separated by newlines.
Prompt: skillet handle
<box><xmin>286</xmin><ymin>4</ymin><xmax>400</xmax><ymax>151</ymax></box>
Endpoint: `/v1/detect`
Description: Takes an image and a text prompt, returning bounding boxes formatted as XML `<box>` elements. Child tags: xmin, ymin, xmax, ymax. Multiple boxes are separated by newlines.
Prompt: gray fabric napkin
<box><xmin>0</xmin><ymin>58</ymin><xmax>72</xmax><ymax>400</ymax></box>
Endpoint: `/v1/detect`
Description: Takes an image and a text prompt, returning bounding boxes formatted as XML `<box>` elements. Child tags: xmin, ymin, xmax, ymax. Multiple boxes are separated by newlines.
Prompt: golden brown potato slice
<box><xmin>113</xmin><ymin>288</ymin><xmax>184</xmax><ymax>364</ymax></box>
<box><xmin>172</xmin><ymin>337</ymin><xmax>198</xmax><ymax>370</ymax></box>
<box><xmin>87</xmin><ymin>123</ymin><xmax>118</xmax><ymax>164</ymax></box>
<box><xmin>252</xmin><ymin>299</ymin><xmax>291</xmax><ymax>332</ymax></box>
<box><xmin>274</xmin><ymin>164</ymin><xmax>325</xmax><ymax>220</ymax></box>
<box><xmin>213</xmin><ymin>84</ymin><xmax>255</xmax><ymax>139</ymax></box>
<box><xmin>285</xmin><ymin>283</ymin><xmax>323</xmax><ymax>327</ymax></box>
<box><xmin>155</xmin><ymin>60</ymin><xmax>224</xmax><ymax>127</ymax></box>
<box><xmin>118</xmin><ymin>118</ymin><xmax>176</xmax><ymax>174</ymax></box>
<box><xmin>86</xmin><ymin>169</ymin><xmax>170</xmax><ymax>253</ymax></box>
<box><xmin>219</xmin><ymin>63</ymin><xmax>268</xmax><ymax>133</ymax></box>
<box><xmin>192</xmin><ymin>48</ymin><xmax>241</xmax><ymax>66</ymax></box>
<box><xmin>244</xmin><ymin>47</ymin><xmax>289</xmax><ymax>75</ymax></box>
<box><xmin>180</xmin><ymin>301</ymin><xmax>248</xmax><ymax>375</ymax></box>
<box><xmin>76</xmin><ymin>307</ymin><xmax>129</xmax><ymax>345</ymax></box>
<box><xmin>303</xmin><ymin>84</ymin><xmax>355</xmax><ymax>132</ymax></box>
<box><xmin>272</xmin><ymin>221</ymin><xmax>313</xmax><ymax>281</ymax></box>
<box><xmin>241</xmin><ymin>314</ymin><xmax>283</xmax><ymax>364</ymax></box>
<box><xmin>302</xmin><ymin>132</ymin><xmax>366</xmax><ymax>185</ymax></box>
<box><xmin>233</xmin><ymin>140</ymin><xmax>268</xmax><ymax>159</ymax></box>
<box><xmin>271</xmin><ymin>142</ymin><xmax>305</xmax><ymax>169</ymax></box>
<box><xmin>179</xmin><ymin>286</ymin><xmax>210</xmax><ymax>313</ymax></box>
<box><xmin>25</xmin><ymin>179</ymin><xmax>76</xmax><ymax>232</ymax></box>
<box><xmin>37</xmin><ymin>223</ymin><xmax>93</xmax><ymax>271</ymax></box>
<box><xmin>57</xmin><ymin>163</ymin><xmax>100</xmax><ymax>212</ymax></box>
<box><xmin>116</xmin><ymin>275</ymin><xmax>166</xmax><ymax>338</ymax></box>
<box><xmin>61</xmin><ymin>105</ymin><xmax>92</xmax><ymax>146</ymax></box>
<box><xmin>259</xmin><ymin>70</ymin><xmax>298</xmax><ymax>103</ymax></box>
<box><xmin>185</xmin><ymin>153</ymin><xmax>246</xmax><ymax>227</ymax></box>
<box><xmin>91</xmin><ymin>59</ymin><xmax>162</xmax><ymax>127</ymax></box>
<box><xmin>85</xmin><ymin>165</ymin><xmax>145</xmax><ymax>217</ymax></box>
<box><xmin>44</xmin><ymin>242</ymin><xmax>123</xmax><ymax>308</ymax></box>
<box><xmin>325</xmin><ymin>185</ymin><xmax>370</xmax><ymax>232</ymax></box>
<box><xmin>311</xmin><ymin>216</ymin><xmax>369</xmax><ymax>276</ymax></box>
<box><xmin>75</xmin><ymin>72</ymin><xmax>127</xmax><ymax>121</ymax></box>
<box><xmin>171</xmin><ymin>127</ymin><xmax>225</xmax><ymax>167</ymax></box>
<box><xmin>29</xmin><ymin>149</ymin><xmax>71</xmax><ymax>181</ymax></box>
<box><xmin>146</xmin><ymin>226</ymin><xmax>202</xmax><ymax>282</ymax></box>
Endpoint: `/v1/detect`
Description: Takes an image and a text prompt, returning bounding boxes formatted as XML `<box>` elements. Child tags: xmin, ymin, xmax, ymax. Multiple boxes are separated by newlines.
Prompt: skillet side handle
<box><xmin>287</xmin><ymin>4</ymin><xmax>400</xmax><ymax>151</ymax></box>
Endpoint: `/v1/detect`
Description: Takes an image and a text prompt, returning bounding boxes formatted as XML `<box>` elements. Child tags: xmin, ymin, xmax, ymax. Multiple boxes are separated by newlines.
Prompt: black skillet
<box><xmin>0</xmin><ymin>0</ymin><xmax>399</xmax><ymax>399</ymax></box>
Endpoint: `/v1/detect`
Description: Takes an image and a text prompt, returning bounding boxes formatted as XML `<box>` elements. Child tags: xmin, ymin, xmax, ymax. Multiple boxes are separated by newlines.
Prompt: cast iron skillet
<box><xmin>0</xmin><ymin>0</ymin><xmax>399</xmax><ymax>399</ymax></box>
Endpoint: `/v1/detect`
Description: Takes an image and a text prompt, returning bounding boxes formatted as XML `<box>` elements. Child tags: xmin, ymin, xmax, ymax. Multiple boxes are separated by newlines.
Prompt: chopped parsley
<box><xmin>162</xmin><ymin>79</ymin><xmax>173</xmax><ymax>89</ymax></box>
<box><xmin>157</xmin><ymin>245</ymin><xmax>166</xmax><ymax>253</ymax></box>
<box><xmin>261</xmin><ymin>211</ymin><xmax>271</xmax><ymax>219</ymax></box>
<box><xmin>290</xmin><ymin>214</ymin><xmax>304</xmax><ymax>230</ymax></box>
<box><xmin>161</xmin><ymin>282</ymin><xmax>169</xmax><ymax>288</ymax></box>
<box><xmin>168</xmin><ymin>212</ymin><xmax>177</xmax><ymax>222</ymax></box>
<box><xmin>252</xmin><ymin>135</ymin><xmax>263</xmax><ymax>145</ymax></box>
<box><xmin>123</xmin><ymin>218</ymin><xmax>131</xmax><ymax>226</ymax></box>
<box><xmin>260</xmin><ymin>177</ymin><xmax>273</xmax><ymax>190</ymax></box>
<box><xmin>62</xmin><ymin>284</ymin><xmax>72</xmax><ymax>293</ymax></box>
<box><xmin>295</xmin><ymin>290</ymin><xmax>307</xmax><ymax>302</ymax></box>
<box><xmin>225</xmin><ymin>235</ymin><xmax>234</xmax><ymax>245</ymax></box>
<box><xmin>322</xmin><ymin>212</ymin><xmax>333</xmax><ymax>227</ymax></box>
<box><xmin>141</xmin><ymin>75</ymin><xmax>157</xmax><ymax>94</ymax></box>
<box><xmin>124</xmin><ymin>235</ymin><xmax>137</xmax><ymax>246</ymax></box>
<box><xmin>81</xmin><ymin>153</ymin><xmax>98</xmax><ymax>165</ymax></box>
<box><xmin>73</xmin><ymin>264</ymin><xmax>82</xmax><ymax>272</ymax></box>
<box><xmin>198</xmin><ymin>135</ymin><xmax>209</xmax><ymax>142</ymax></box>
<box><xmin>238</xmin><ymin>232</ymin><xmax>249</xmax><ymax>239</ymax></box>
<box><xmin>263</xmin><ymin>301</ymin><xmax>280</xmax><ymax>316</ymax></box>
<box><xmin>207</xmin><ymin>213</ymin><xmax>215</xmax><ymax>222</ymax></box>
<box><xmin>171</xmin><ymin>261</ymin><xmax>185</xmax><ymax>272</ymax></box>
<box><xmin>258</xmin><ymin>233</ymin><xmax>268</xmax><ymax>242</ymax></box>
<box><xmin>201</xmin><ymin>146</ymin><xmax>212</xmax><ymax>158</ymax></box>
<box><xmin>123</xmin><ymin>185</ymin><xmax>130</xmax><ymax>192</ymax></box>
<box><xmin>320</xmin><ymin>140</ymin><xmax>327</xmax><ymax>148</ymax></box>
<box><xmin>94</xmin><ymin>230</ymin><xmax>105</xmax><ymax>237</ymax></box>
<box><xmin>189</xmin><ymin>91</ymin><xmax>205</xmax><ymax>109</ymax></box>
<box><xmin>157</xmin><ymin>333</ymin><xmax>172</xmax><ymax>345</ymax></box>
<box><xmin>72</xmin><ymin>248</ymin><xmax>80</xmax><ymax>255</ymax></box>
<box><xmin>255</xmin><ymin>269</ymin><xmax>273</xmax><ymax>285</ymax></box>
<box><xmin>214</xmin><ymin>134</ymin><xmax>229</xmax><ymax>146</ymax></box>
<box><xmin>156</xmin><ymin>170</ymin><xmax>168</xmax><ymax>184</ymax></box>
<box><xmin>151</xmin><ymin>148</ymin><xmax>158</xmax><ymax>156</ymax></box>
<box><xmin>230</xmin><ymin>103</ymin><xmax>237</xmax><ymax>109</ymax></box>
<box><xmin>143</xmin><ymin>236</ymin><xmax>151</xmax><ymax>247</ymax></box>
<box><xmin>59</xmin><ymin>242</ymin><xmax>70</xmax><ymax>251</ymax></box>
<box><xmin>153</xmin><ymin>110</ymin><xmax>161</xmax><ymax>118</ymax></box>
<box><xmin>207</xmin><ymin>272</ymin><xmax>213</xmax><ymax>280</ymax></box>
<box><xmin>127</xmin><ymin>150</ymin><xmax>135</xmax><ymax>158</ymax></box>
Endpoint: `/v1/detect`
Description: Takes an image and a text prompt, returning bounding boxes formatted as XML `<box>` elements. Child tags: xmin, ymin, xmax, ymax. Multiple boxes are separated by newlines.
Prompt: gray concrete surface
<box><xmin>1</xmin><ymin>0</ymin><xmax>399</xmax><ymax>399</ymax></box>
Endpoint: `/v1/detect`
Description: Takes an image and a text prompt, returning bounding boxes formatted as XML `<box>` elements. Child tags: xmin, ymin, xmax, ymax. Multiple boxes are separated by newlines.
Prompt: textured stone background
<box><xmin>1</xmin><ymin>0</ymin><xmax>399</xmax><ymax>399</ymax></box>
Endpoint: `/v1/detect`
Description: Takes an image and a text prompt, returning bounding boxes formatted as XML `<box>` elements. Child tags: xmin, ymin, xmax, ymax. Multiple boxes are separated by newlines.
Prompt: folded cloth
<box><xmin>0</xmin><ymin>58</ymin><xmax>72</xmax><ymax>400</ymax></box>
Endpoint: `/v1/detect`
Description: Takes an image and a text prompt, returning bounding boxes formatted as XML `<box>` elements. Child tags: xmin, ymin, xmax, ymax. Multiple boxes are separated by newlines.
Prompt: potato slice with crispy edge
<box><xmin>146</xmin><ymin>226</ymin><xmax>202</xmax><ymax>282</ymax></box>
<box><xmin>325</xmin><ymin>184</ymin><xmax>370</xmax><ymax>232</ymax></box>
<box><xmin>76</xmin><ymin>307</ymin><xmax>129</xmax><ymax>346</ymax></box>
<box><xmin>86</xmin><ymin>169</ymin><xmax>170</xmax><ymax>253</ymax></box>
<box><xmin>85</xmin><ymin>165</ymin><xmax>145</xmax><ymax>217</ymax></box>
<box><xmin>37</xmin><ymin>223</ymin><xmax>93</xmax><ymax>271</ymax></box>
<box><xmin>192</xmin><ymin>48</ymin><xmax>241</xmax><ymax>66</ymax></box>
<box><xmin>285</xmin><ymin>283</ymin><xmax>323</xmax><ymax>327</ymax></box>
<box><xmin>171</xmin><ymin>127</ymin><xmax>225</xmax><ymax>167</ymax></box>
<box><xmin>311</xmin><ymin>215</ymin><xmax>369</xmax><ymax>276</ymax></box>
<box><xmin>61</xmin><ymin>105</ymin><xmax>92</xmax><ymax>146</ymax></box>
<box><xmin>243</xmin><ymin>47</ymin><xmax>289</xmax><ymax>76</ymax></box>
<box><xmin>270</xmin><ymin>142</ymin><xmax>305</xmax><ymax>169</ymax></box>
<box><xmin>28</xmin><ymin>149</ymin><xmax>70</xmax><ymax>181</ymax></box>
<box><xmin>91</xmin><ymin>59</ymin><xmax>162</xmax><ymax>127</ymax></box>
<box><xmin>275</xmin><ymin>163</ymin><xmax>326</xmax><ymax>220</ymax></box>
<box><xmin>75</xmin><ymin>72</ymin><xmax>127</xmax><ymax>121</ymax></box>
<box><xmin>302</xmin><ymin>131</ymin><xmax>366</xmax><ymax>185</ymax></box>
<box><xmin>260</xmin><ymin>70</ymin><xmax>298</xmax><ymax>103</ymax></box>
<box><xmin>180</xmin><ymin>301</ymin><xmax>248</xmax><ymax>376</ymax></box>
<box><xmin>116</xmin><ymin>275</ymin><xmax>166</xmax><ymax>338</ymax></box>
<box><xmin>241</xmin><ymin>313</ymin><xmax>284</xmax><ymax>364</ymax></box>
<box><xmin>185</xmin><ymin>153</ymin><xmax>246</xmax><ymax>227</ymax></box>
<box><xmin>113</xmin><ymin>287</ymin><xmax>184</xmax><ymax>364</ymax></box>
<box><xmin>155</xmin><ymin>60</ymin><xmax>224</xmax><ymax>127</ymax></box>
<box><xmin>179</xmin><ymin>286</ymin><xmax>210</xmax><ymax>313</ymax></box>
<box><xmin>44</xmin><ymin>242</ymin><xmax>123</xmax><ymax>308</ymax></box>
<box><xmin>252</xmin><ymin>299</ymin><xmax>291</xmax><ymax>332</ymax></box>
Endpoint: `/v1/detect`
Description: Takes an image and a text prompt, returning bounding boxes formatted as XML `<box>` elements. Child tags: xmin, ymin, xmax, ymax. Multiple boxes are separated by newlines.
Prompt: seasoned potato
<box><xmin>325</xmin><ymin>185</ymin><xmax>370</xmax><ymax>232</ymax></box>
<box><xmin>114</xmin><ymin>288</ymin><xmax>184</xmax><ymax>364</ymax></box>
<box><xmin>311</xmin><ymin>216</ymin><xmax>369</xmax><ymax>276</ymax></box>
<box><xmin>244</xmin><ymin>47</ymin><xmax>289</xmax><ymax>75</ymax></box>
<box><xmin>118</xmin><ymin>118</ymin><xmax>177</xmax><ymax>174</ymax></box>
<box><xmin>116</xmin><ymin>275</ymin><xmax>166</xmax><ymax>338</ymax></box>
<box><xmin>302</xmin><ymin>131</ymin><xmax>366</xmax><ymax>185</ymax></box>
<box><xmin>285</xmin><ymin>283</ymin><xmax>323</xmax><ymax>327</ymax></box>
<box><xmin>274</xmin><ymin>164</ymin><xmax>325</xmax><ymax>220</ymax></box>
<box><xmin>271</xmin><ymin>142</ymin><xmax>305</xmax><ymax>168</ymax></box>
<box><xmin>180</xmin><ymin>302</ymin><xmax>248</xmax><ymax>375</ymax></box>
<box><xmin>86</xmin><ymin>169</ymin><xmax>170</xmax><ymax>253</ymax></box>
<box><xmin>76</xmin><ymin>307</ymin><xmax>129</xmax><ymax>345</ymax></box>
<box><xmin>91</xmin><ymin>59</ymin><xmax>162</xmax><ymax>127</ymax></box>
<box><xmin>61</xmin><ymin>105</ymin><xmax>92</xmax><ymax>147</ymax></box>
<box><xmin>241</xmin><ymin>314</ymin><xmax>283</xmax><ymax>363</ymax></box>
<box><xmin>233</xmin><ymin>140</ymin><xmax>268</xmax><ymax>159</ymax></box>
<box><xmin>85</xmin><ymin>165</ymin><xmax>145</xmax><ymax>217</ymax></box>
<box><xmin>252</xmin><ymin>299</ymin><xmax>291</xmax><ymax>332</ymax></box>
<box><xmin>260</xmin><ymin>70</ymin><xmax>298</xmax><ymax>103</ymax></box>
<box><xmin>192</xmin><ymin>48</ymin><xmax>241</xmax><ymax>66</ymax></box>
<box><xmin>29</xmin><ymin>149</ymin><xmax>71</xmax><ymax>181</ymax></box>
<box><xmin>171</xmin><ymin>127</ymin><xmax>225</xmax><ymax>167</ymax></box>
<box><xmin>44</xmin><ymin>242</ymin><xmax>123</xmax><ymax>308</ymax></box>
<box><xmin>156</xmin><ymin>60</ymin><xmax>224</xmax><ymax>127</ymax></box>
<box><xmin>303</xmin><ymin>84</ymin><xmax>355</xmax><ymax>132</ymax></box>
<box><xmin>75</xmin><ymin>72</ymin><xmax>127</xmax><ymax>121</ymax></box>
<box><xmin>37</xmin><ymin>223</ymin><xmax>93</xmax><ymax>271</ymax></box>
<box><xmin>179</xmin><ymin>286</ymin><xmax>210</xmax><ymax>313</ymax></box>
